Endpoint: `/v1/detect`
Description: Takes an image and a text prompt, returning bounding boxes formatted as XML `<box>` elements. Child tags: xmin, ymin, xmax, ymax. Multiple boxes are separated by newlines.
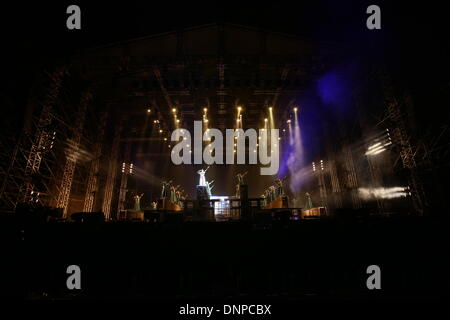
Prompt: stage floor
<box><xmin>2</xmin><ymin>216</ymin><xmax>449</xmax><ymax>300</ymax></box>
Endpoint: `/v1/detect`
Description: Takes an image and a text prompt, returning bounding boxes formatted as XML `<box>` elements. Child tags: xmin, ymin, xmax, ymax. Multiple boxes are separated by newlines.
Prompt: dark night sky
<box><xmin>0</xmin><ymin>1</ymin><xmax>448</xmax><ymax>129</ymax></box>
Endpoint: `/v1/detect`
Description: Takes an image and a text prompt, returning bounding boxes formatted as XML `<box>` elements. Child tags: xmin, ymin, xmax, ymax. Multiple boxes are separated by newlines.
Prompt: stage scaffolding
<box><xmin>1</xmin><ymin>24</ymin><xmax>447</xmax><ymax>218</ymax></box>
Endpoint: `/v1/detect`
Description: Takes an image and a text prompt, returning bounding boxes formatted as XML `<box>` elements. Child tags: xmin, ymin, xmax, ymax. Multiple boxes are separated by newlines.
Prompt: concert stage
<box><xmin>0</xmin><ymin>1</ymin><xmax>448</xmax><ymax>305</ymax></box>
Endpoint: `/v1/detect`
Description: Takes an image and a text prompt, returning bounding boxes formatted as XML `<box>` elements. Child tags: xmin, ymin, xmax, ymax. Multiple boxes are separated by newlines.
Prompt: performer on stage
<box><xmin>275</xmin><ymin>177</ymin><xmax>285</xmax><ymax>197</ymax></box>
<box><xmin>197</xmin><ymin>166</ymin><xmax>210</xmax><ymax>186</ymax></box>
<box><xmin>305</xmin><ymin>192</ymin><xmax>313</xmax><ymax>209</ymax></box>
<box><xmin>206</xmin><ymin>180</ymin><xmax>214</xmax><ymax>197</ymax></box>
<box><xmin>261</xmin><ymin>193</ymin><xmax>266</xmax><ymax>207</ymax></box>
<box><xmin>170</xmin><ymin>185</ymin><xmax>180</xmax><ymax>203</ymax></box>
<box><xmin>236</xmin><ymin>171</ymin><xmax>247</xmax><ymax>185</ymax></box>
<box><xmin>133</xmin><ymin>193</ymin><xmax>144</xmax><ymax>211</ymax></box>
<box><xmin>235</xmin><ymin>183</ymin><xmax>240</xmax><ymax>197</ymax></box>
<box><xmin>161</xmin><ymin>180</ymin><xmax>172</xmax><ymax>198</ymax></box>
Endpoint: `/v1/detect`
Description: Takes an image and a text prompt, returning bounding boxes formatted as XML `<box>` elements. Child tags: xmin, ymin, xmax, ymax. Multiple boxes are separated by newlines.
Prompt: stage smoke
<box><xmin>286</xmin><ymin>108</ymin><xmax>306</xmax><ymax>193</ymax></box>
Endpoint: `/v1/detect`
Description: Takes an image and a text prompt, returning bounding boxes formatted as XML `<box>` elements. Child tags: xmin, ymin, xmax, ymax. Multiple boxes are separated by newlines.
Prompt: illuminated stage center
<box><xmin>210</xmin><ymin>196</ymin><xmax>230</xmax><ymax>216</ymax></box>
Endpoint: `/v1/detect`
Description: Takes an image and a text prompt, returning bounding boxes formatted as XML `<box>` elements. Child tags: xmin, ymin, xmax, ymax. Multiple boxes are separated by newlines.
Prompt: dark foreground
<box><xmin>1</xmin><ymin>215</ymin><xmax>449</xmax><ymax>301</ymax></box>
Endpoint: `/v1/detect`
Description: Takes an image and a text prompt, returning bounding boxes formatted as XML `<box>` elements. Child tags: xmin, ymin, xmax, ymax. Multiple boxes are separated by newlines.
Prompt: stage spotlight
<box><xmin>147</xmin><ymin>108</ymin><xmax>151</xmax><ymax>113</ymax></box>
<box><xmin>159</xmin><ymin>129</ymin><xmax>163</xmax><ymax>133</ymax></box>
<box><xmin>287</xmin><ymin>119</ymin><xmax>291</xmax><ymax>124</ymax></box>
<box><xmin>293</xmin><ymin>107</ymin><xmax>298</xmax><ymax>112</ymax></box>
<box><xmin>269</xmin><ymin>107</ymin><xmax>273</xmax><ymax>111</ymax></box>
<box><xmin>176</xmin><ymin>119</ymin><xmax>180</xmax><ymax>123</ymax></box>
<box><xmin>264</xmin><ymin>118</ymin><xmax>268</xmax><ymax>122</ymax></box>
<box><xmin>203</xmin><ymin>107</ymin><xmax>207</xmax><ymax>112</ymax></box>
<box><xmin>164</xmin><ymin>137</ymin><xmax>167</xmax><ymax>141</ymax></box>
<box><xmin>172</xmin><ymin>108</ymin><xmax>177</xmax><ymax>113</ymax></box>
<box><xmin>365</xmin><ymin>140</ymin><xmax>392</xmax><ymax>156</ymax></box>
<box><xmin>358</xmin><ymin>186</ymin><xmax>409</xmax><ymax>199</ymax></box>
<box><xmin>237</xmin><ymin>106</ymin><xmax>242</xmax><ymax>111</ymax></box>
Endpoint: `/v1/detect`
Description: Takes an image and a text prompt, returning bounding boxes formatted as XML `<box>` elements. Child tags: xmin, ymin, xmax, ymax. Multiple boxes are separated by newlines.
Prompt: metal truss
<box><xmin>83</xmin><ymin>112</ymin><xmax>107</xmax><ymax>212</ymax></box>
<box><xmin>3</xmin><ymin>67</ymin><xmax>67</xmax><ymax>209</ymax></box>
<box><xmin>56</xmin><ymin>91</ymin><xmax>91</xmax><ymax>217</ymax></box>
<box><xmin>102</xmin><ymin>124</ymin><xmax>122</xmax><ymax>220</ymax></box>
<box><xmin>317</xmin><ymin>169</ymin><xmax>328</xmax><ymax>208</ymax></box>
<box><xmin>328</xmin><ymin>158</ymin><xmax>342</xmax><ymax>208</ymax></box>
<box><xmin>378</xmin><ymin>69</ymin><xmax>427</xmax><ymax>215</ymax></box>
<box><xmin>117</xmin><ymin>142</ymin><xmax>132</xmax><ymax>219</ymax></box>
<box><xmin>19</xmin><ymin>68</ymin><xmax>66</xmax><ymax>204</ymax></box>
<box><xmin>343</xmin><ymin>145</ymin><xmax>361</xmax><ymax>209</ymax></box>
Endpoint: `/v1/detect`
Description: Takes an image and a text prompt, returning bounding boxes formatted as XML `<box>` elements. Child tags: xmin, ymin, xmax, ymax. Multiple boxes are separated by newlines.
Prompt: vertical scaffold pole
<box><xmin>56</xmin><ymin>91</ymin><xmax>91</xmax><ymax>217</ymax></box>
<box><xmin>102</xmin><ymin>124</ymin><xmax>122</xmax><ymax>220</ymax></box>
<box><xmin>83</xmin><ymin>112</ymin><xmax>107</xmax><ymax>212</ymax></box>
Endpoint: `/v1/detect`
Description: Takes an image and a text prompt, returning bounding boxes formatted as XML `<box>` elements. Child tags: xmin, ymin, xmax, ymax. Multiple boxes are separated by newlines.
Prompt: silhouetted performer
<box><xmin>197</xmin><ymin>166</ymin><xmax>210</xmax><ymax>186</ymax></box>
